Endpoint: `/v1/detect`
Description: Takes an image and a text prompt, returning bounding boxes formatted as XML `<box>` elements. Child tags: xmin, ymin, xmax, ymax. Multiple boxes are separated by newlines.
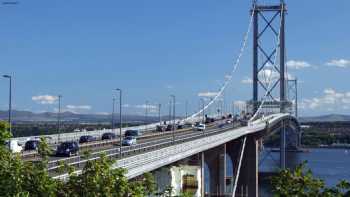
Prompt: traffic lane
<box><xmin>46</xmin><ymin>125</ymin><xmax>206</xmax><ymax>164</ymax></box>
<box><xmin>48</xmin><ymin>123</ymin><xmax>237</xmax><ymax>171</ymax></box>
<box><xmin>49</xmin><ymin>123</ymin><xmax>239</xmax><ymax>178</ymax></box>
<box><xmin>47</xmin><ymin>121</ymin><xmax>223</xmax><ymax>163</ymax></box>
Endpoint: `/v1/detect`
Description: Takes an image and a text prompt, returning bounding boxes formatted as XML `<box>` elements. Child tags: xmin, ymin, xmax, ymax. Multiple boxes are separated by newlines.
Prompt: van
<box><xmin>5</xmin><ymin>140</ymin><xmax>23</xmax><ymax>153</ymax></box>
<box><xmin>124</xmin><ymin>130</ymin><xmax>141</xmax><ymax>137</ymax></box>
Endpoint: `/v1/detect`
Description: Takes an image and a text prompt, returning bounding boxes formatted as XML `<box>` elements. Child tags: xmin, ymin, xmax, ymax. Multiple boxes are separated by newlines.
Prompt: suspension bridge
<box><xmin>10</xmin><ymin>1</ymin><xmax>300</xmax><ymax>196</ymax></box>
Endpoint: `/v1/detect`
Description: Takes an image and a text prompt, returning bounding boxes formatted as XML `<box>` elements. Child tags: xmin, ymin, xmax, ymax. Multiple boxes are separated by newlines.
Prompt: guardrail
<box><xmin>22</xmin><ymin>120</ymin><xmax>222</xmax><ymax>160</ymax></box>
<box><xmin>48</xmin><ymin>125</ymin><xmax>227</xmax><ymax>171</ymax></box>
<box><xmin>13</xmin><ymin>119</ymin><xmax>192</xmax><ymax>145</ymax></box>
<box><xmin>52</xmin><ymin>114</ymin><xmax>290</xmax><ymax>180</ymax></box>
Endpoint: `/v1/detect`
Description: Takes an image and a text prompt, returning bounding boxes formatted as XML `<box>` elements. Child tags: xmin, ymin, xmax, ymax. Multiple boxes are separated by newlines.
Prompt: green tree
<box><xmin>271</xmin><ymin>161</ymin><xmax>350</xmax><ymax>196</ymax></box>
<box><xmin>0</xmin><ymin>120</ymin><xmax>159</xmax><ymax>197</ymax></box>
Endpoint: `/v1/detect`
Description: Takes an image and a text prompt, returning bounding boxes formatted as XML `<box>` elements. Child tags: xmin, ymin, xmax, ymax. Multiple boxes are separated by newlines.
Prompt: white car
<box><xmin>5</xmin><ymin>140</ymin><xmax>23</xmax><ymax>153</ymax></box>
<box><xmin>122</xmin><ymin>136</ymin><xmax>137</xmax><ymax>146</ymax></box>
<box><xmin>193</xmin><ymin>123</ymin><xmax>206</xmax><ymax>131</ymax></box>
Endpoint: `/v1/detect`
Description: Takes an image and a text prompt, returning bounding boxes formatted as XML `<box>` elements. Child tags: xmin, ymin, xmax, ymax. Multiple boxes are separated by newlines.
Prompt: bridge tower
<box><xmin>251</xmin><ymin>0</ymin><xmax>288</xmax><ymax>169</ymax></box>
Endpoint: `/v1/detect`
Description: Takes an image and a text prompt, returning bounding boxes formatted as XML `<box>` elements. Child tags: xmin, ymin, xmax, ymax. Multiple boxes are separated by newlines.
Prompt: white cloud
<box><xmin>135</xmin><ymin>104</ymin><xmax>158</xmax><ymax>109</ymax></box>
<box><xmin>259</xmin><ymin>69</ymin><xmax>279</xmax><ymax>83</ymax></box>
<box><xmin>54</xmin><ymin>105</ymin><xmax>92</xmax><ymax>113</ymax></box>
<box><xmin>198</xmin><ymin>91</ymin><xmax>218</xmax><ymax>98</ymax></box>
<box><xmin>241</xmin><ymin>77</ymin><xmax>253</xmax><ymax>84</ymax></box>
<box><xmin>224</xmin><ymin>75</ymin><xmax>232</xmax><ymax>80</ymax></box>
<box><xmin>32</xmin><ymin>95</ymin><xmax>58</xmax><ymax>104</ymax></box>
<box><xmin>122</xmin><ymin>104</ymin><xmax>131</xmax><ymax>108</ymax></box>
<box><xmin>66</xmin><ymin>105</ymin><xmax>92</xmax><ymax>110</ymax></box>
<box><xmin>241</xmin><ymin>71</ymin><xmax>294</xmax><ymax>85</ymax></box>
<box><xmin>95</xmin><ymin>112</ymin><xmax>109</xmax><ymax>115</ymax></box>
<box><xmin>301</xmin><ymin>88</ymin><xmax>350</xmax><ymax>111</ymax></box>
<box><xmin>286</xmin><ymin>60</ymin><xmax>312</xmax><ymax>69</ymax></box>
<box><xmin>165</xmin><ymin>85</ymin><xmax>173</xmax><ymax>89</ymax></box>
<box><xmin>326</xmin><ymin>59</ymin><xmax>350</xmax><ymax>68</ymax></box>
<box><xmin>234</xmin><ymin>100</ymin><xmax>246</xmax><ymax>107</ymax></box>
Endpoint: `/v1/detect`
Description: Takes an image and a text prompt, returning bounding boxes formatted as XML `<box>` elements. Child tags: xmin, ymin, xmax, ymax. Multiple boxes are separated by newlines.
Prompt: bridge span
<box><xmin>53</xmin><ymin>113</ymin><xmax>299</xmax><ymax>196</ymax></box>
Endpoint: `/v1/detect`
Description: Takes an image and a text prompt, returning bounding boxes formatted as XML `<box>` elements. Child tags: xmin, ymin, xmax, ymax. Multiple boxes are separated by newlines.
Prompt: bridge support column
<box><xmin>226</xmin><ymin>139</ymin><xmax>243</xmax><ymax>194</ymax></box>
<box><xmin>204</xmin><ymin>144</ymin><xmax>226</xmax><ymax>196</ymax></box>
<box><xmin>237</xmin><ymin>135</ymin><xmax>258</xmax><ymax>197</ymax></box>
<box><xmin>201</xmin><ymin>152</ymin><xmax>205</xmax><ymax>197</ymax></box>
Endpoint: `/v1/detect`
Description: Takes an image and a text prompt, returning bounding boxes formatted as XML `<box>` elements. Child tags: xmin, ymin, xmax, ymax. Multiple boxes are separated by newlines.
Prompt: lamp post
<box><xmin>185</xmin><ymin>100</ymin><xmax>188</xmax><ymax>119</ymax></box>
<box><xmin>57</xmin><ymin>95</ymin><xmax>62</xmax><ymax>142</ymax></box>
<box><xmin>200</xmin><ymin>98</ymin><xmax>205</xmax><ymax>135</ymax></box>
<box><xmin>2</xmin><ymin>75</ymin><xmax>12</xmax><ymax>134</ymax></box>
<box><xmin>201</xmin><ymin>98</ymin><xmax>205</xmax><ymax>123</ymax></box>
<box><xmin>115</xmin><ymin>88</ymin><xmax>122</xmax><ymax>158</ymax></box>
<box><xmin>158</xmin><ymin>104</ymin><xmax>161</xmax><ymax>125</ymax></box>
<box><xmin>145</xmin><ymin>100</ymin><xmax>149</xmax><ymax>130</ymax></box>
<box><xmin>168</xmin><ymin>100</ymin><xmax>172</xmax><ymax>125</ymax></box>
<box><xmin>170</xmin><ymin>95</ymin><xmax>176</xmax><ymax>143</ymax></box>
<box><xmin>112</xmin><ymin>97</ymin><xmax>116</xmax><ymax>132</ymax></box>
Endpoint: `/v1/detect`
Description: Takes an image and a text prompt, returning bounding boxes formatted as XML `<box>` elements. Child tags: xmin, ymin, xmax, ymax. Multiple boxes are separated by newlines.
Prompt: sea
<box><xmin>259</xmin><ymin>148</ymin><xmax>350</xmax><ymax>196</ymax></box>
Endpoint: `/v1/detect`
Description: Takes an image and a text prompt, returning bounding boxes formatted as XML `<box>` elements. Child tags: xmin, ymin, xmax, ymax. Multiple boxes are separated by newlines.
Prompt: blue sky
<box><xmin>0</xmin><ymin>0</ymin><xmax>349</xmax><ymax>117</ymax></box>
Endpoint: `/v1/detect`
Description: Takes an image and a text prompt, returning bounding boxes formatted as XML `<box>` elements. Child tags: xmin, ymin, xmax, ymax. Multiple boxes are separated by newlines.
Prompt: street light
<box><xmin>2</xmin><ymin>75</ymin><xmax>12</xmax><ymax>134</ymax></box>
<box><xmin>158</xmin><ymin>104</ymin><xmax>162</xmax><ymax>125</ymax></box>
<box><xmin>185</xmin><ymin>100</ymin><xmax>188</xmax><ymax>119</ymax></box>
<box><xmin>115</xmin><ymin>89</ymin><xmax>122</xmax><ymax>158</ymax></box>
<box><xmin>200</xmin><ymin>98</ymin><xmax>205</xmax><ymax>123</ymax></box>
<box><xmin>57</xmin><ymin>95</ymin><xmax>62</xmax><ymax>142</ymax></box>
<box><xmin>145</xmin><ymin>100</ymin><xmax>149</xmax><ymax>130</ymax></box>
<box><xmin>111</xmin><ymin>97</ymin><xmax>116</xmax><ymax>132</ymax></box>
<box><xmin>170</xmin><ymin>95</ymin><xmax>176</xmax><ymax>143</ymax></box>
<box><xmin>200</xmin><ymin>98</ymin><xmax>205</xmax><ymax>135</ymax></box>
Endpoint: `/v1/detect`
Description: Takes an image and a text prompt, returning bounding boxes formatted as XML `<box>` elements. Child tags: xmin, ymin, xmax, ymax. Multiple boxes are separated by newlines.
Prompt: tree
<box><xmin>0</xmin><ymin>120</ymin><xmax>158</xmax><ymax>197</ymax></box>
<box><xmin>271</xmin><ymin>161</ymin><xmax>350</xmax><ymax>196</ymax></box>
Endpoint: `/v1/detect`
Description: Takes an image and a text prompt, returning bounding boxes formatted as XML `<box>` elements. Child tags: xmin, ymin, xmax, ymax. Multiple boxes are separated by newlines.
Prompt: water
<box><xmin>259</xmin><ymin>148</ymin><xmax>350</xmax><ymax>196</ymax></box>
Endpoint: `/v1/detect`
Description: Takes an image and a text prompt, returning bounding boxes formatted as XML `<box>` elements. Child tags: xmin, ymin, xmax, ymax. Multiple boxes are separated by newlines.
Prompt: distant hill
<box><xmin>300</xmin><ymin>114</ymin><xmax>350</xmax><ymax>122</ymax></box>
<box><xmin>0</xmin><ymin>110</ymin><xmax>167</xmax><ymax>123</ymax></box>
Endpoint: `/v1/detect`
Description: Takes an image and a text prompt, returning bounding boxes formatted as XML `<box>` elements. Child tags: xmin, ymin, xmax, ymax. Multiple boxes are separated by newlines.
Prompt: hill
<box><xmin>300</xmin><ymin>114</ymin><xmax>350</xmax><ymax>122</ymax></box>
<box><xmin>0</xmin><ymin>110</ymin><xmax>164</xmax><ymax>123</ymax></box>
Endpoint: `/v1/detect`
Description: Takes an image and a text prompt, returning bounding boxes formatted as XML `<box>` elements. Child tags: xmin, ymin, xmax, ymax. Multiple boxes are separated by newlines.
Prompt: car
<box><xmin>56</xmin><ymin>141</ymin><xmax>79</xmax><ymax>157</ymax></box>
<box><xmin>124</xmin><ymin>130</ymin><xmax>141</xmax><ymax>137</ymax></box>
<box><xmin>205</xmin><ymin>117</ymin><xmax>215</xmax><ymax>124</ymax></box>
<box><xmin>226</xmin><ymin>120</ymin><xmax>233</xmax><ymax>124</ymax></box>
<box><xmin>165</xmin><ymin>124</ymin><xmax>174</xmax><ymax>131</ymax></box>
<box><xmin>193</xmin><ymin>123</ymin><xmax>206</xmax><ymax>131</ymax></box>
<box><xmin>5</xmin><ymin>140</ymin><xmax>23</xmax><ymax>153</ymax></box>
<box><xmin>184</xmin><ymin>122</ymin><xmax>193</xmax><ymax>128</ymax></box>
<box><xmin>218</xmin><ymin>123</ymin><xmax>225</xmax><ymax>128</ymax></box>
<box><xmin>156</xmin><ymin>125</ymin><xmax>165</xmax><ymax>132</ymax></box>
<box><xmin>239</xmin><ymin>119</ymin><xmax>248</xmax><ymax>126</ymax></box>
<box><xmin>122</xmin><ymin>136</ymin><xmax>137</xmax><ymax>146</ymax></box>
<box><xmin>24</xmin><ymin>140</ymin><xmax>40</xmax><ymax>151</ymax></box>
<box><xmin>79</xmin><ymin>135</ymin><xmax>96</xmax><ymax>144</ymax></box>
<box><xmin>102</xmin><ymin>132</ymin><xmax>116</xmax><ymax>140</ymax></box>
<box><xmin>177</xmin><ymin>124</ymin><xmax>184</xmax><ymax>129</ymax></box>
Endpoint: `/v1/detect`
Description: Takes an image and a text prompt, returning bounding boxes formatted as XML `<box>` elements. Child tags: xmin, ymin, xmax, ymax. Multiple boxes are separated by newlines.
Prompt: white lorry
<box><xmin>5</xmin><ymin>140</ymin><xmax>23</xmax><ymax>153</ymax></box>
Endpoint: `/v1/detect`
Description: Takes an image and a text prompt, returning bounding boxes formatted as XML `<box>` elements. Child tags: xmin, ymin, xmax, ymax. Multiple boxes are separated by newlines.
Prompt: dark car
<box><xmin>156</xmin><ymin>125</ymin><xmax>165</xmax><ymax>132</ymax></box>
<box><xmin>24</xmin><ymin>140</ymin><xmax>40</xmax><ymax>151</ymax></box>
<box><xmin>239</xmin><ymin>119</ymin><xmax>248</xmax><ymax>126</ymax></box>
<box><xmin>79</xmin><ymin>135</ymin><xmax>96</xmax><ymax>144</ymax></box>
<box><xmin>124</xmin><ymin>130</ymin><xmax>141</xmax><ymax>137</ymax></box>
<box><xmin>177</xmin><ymin>124</ymin><xmax>184</xmax><ymax>129</ymax></box>
<box><xmin>102</xmin><ymin>132</ymin><xmax>116</xmax><ymax>140</ymax></box>
<box><xmin>165</xmin><ymin>124</ymin><xmax>174</xmax><ymax>131</ymax></box>
<box><xmin>56</xmin><ymin>141</ymin><xmax>79</xmax><ymax>157</ymax></box>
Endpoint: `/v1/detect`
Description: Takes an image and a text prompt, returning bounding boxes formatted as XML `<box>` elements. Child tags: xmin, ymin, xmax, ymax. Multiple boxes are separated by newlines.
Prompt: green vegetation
<box><xmin>0</xmin><ymin>121</ymin><xmax>160</xmax><ymax>196</ymax></box>
<box><xmin>271</xmin><ymin>162</ymin><xmax>350</xmax><ymax>196</ymax></box>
